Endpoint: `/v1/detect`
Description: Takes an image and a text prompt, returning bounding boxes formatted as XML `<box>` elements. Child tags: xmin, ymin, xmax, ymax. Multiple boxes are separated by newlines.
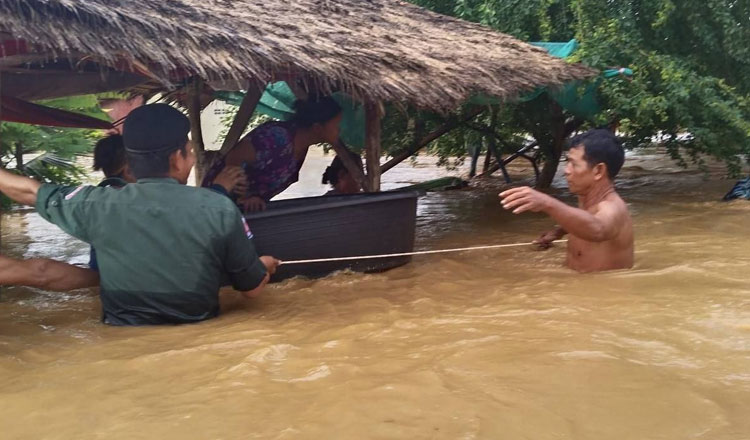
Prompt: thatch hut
<box><xmin>0</xmin><ymin>0</ymin><xmax>595</xmax><ymax>190</ymax></box>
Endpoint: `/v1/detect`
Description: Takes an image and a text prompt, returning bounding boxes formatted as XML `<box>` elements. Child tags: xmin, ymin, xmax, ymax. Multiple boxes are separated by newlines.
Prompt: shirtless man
<box><xmin>499</xmin><ymin>129</ymin><xmax>633</xmax><ymax>272</ymax></box>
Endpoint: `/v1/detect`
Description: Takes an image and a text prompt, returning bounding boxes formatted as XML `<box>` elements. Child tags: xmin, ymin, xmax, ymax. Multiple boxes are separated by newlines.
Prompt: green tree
<box><xmin>572</xmin><ymin>0</ymin><xmax>750</xmax><ymax>175</ymax></box>
<box><xmin>399</xmin><ymin>0</ymin><xmax>750</xmax><ymax>186</ymax></box>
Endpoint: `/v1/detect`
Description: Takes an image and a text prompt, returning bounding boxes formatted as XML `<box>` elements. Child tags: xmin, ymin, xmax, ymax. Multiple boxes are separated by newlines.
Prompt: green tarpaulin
<box><xmin>530</xmin><ymin>40</ymin><xmax>632</xmax><ymax>117</ymax></box>
<box><xmin>471</xmin><ymin>39</ymin><xmax>632</xmax><ymax>117</ymax></box>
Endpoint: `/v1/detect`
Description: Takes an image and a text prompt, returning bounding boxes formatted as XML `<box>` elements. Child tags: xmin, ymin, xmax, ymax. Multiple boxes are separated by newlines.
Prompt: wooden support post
<box><xmin>187</xmin><ymin>78</ymin><xmax>207</xmax><ymax>185</ymax></box>
<box><xmin>467</xmin><ymin>141</ymin><xmax>482</xmax><ymax>177</ymax></box>
<box><xmin>486</xmin><ymin>136</ymin><xmax>511</xmax><ymax>183</ymax></box>
<box><xmin>380</xmin><ymin>106</ymin><xmax>484</xmax><ymax>174</ymax></box>
<box><xmin>485</xmin><ymin>107</ymin><xmax>511</xmax><ymax>183</ymax></box>
<box><xmin>482</xmin><ymin>148</ymin><xmax>492</xmax><ymax>173</ymax></box>
<box><xmin>220</xmin><ymin>85</ymin><xmax>262</xmax><ymax>155</ymax></box>
<box><xmin>364</xmin><ymin>102</ymin><xmax>383</xmax><ymax>192</ymax></box>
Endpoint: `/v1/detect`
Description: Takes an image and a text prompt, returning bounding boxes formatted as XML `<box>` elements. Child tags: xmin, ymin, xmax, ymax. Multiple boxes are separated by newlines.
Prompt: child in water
<box><xmin>322</xmin><ymin>151</ymin><xmax>364</xmax><ymax>195</ymax></box>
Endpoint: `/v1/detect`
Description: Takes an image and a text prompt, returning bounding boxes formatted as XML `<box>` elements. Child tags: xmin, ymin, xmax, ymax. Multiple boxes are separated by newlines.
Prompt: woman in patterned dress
<box><xmin>202</xmin><ymin>96</ymin><xmax>343</xmax><ymax>211</ymax></box>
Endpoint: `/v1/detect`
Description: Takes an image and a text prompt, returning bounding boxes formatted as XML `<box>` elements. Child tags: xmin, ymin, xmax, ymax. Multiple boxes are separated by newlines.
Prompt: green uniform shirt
<box><xmin>35</xmin><ymin>177</ymin><xmax>267</xmax><ymax>326</ymax></box>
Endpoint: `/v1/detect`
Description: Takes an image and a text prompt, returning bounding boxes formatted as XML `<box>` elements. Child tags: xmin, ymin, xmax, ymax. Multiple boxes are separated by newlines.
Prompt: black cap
<box><xmin>123</xmin><ymin>104</ymin><xmax>190</xmax><ymax>155</ymax></box>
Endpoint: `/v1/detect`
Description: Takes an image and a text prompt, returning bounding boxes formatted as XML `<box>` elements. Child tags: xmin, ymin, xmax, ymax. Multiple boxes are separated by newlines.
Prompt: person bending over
<box><xmin>202</xmin><ymin>96</ymin><xmax>344</xmax><ymax>211</ymax></box>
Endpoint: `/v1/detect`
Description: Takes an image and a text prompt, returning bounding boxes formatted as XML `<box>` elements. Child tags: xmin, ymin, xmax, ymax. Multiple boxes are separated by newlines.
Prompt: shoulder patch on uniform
<box><xmin>241</xmin><ymin>217</ymin><xmax>253</xmax><ymax>239</ymax></box>
<box><xmin>64</xmin><ymin>185</ymin><xmax>91</xmax><ymax>200</ymax></box>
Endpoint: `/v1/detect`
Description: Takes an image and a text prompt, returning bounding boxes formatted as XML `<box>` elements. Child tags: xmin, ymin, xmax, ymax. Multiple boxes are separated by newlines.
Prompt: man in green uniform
<box><xmin>0</xmin><ymin>104</ymin><xmax>279</xmax><ymax>325</ymax></box>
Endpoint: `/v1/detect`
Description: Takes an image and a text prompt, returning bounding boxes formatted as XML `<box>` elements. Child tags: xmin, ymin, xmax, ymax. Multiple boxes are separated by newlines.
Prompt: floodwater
<box><xmin>1</xmin><ymin>149</ymin><xmax>749</xmax><ymax>439</ymax></box>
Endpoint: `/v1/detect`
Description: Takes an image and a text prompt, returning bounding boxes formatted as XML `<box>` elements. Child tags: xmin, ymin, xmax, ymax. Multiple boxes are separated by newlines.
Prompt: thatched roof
<box><xmin>0</xmin><ymin>0</ymin><xmax>595</xmax><ymax>111</ymax></box>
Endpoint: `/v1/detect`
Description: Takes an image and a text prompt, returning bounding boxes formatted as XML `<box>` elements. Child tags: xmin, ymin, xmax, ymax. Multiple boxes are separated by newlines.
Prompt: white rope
<box><xmin>280</xmin><ymin>239</ymin><xmax>568</xmax><ymax>266</ymax></box>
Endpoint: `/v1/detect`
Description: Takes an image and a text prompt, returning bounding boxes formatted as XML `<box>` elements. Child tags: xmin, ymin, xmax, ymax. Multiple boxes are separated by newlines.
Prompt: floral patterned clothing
<box><xmin>202</xmin><ymin>121</ymin><xmax>300</xmax><ymax>202</ymax></box>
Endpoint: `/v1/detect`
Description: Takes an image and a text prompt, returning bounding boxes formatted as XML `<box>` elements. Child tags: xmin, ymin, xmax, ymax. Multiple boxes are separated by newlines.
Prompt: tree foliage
<box><xmin>398</xmin><ymin>0</ymin><xmax>750</xmax><ymax>184</ymax></box>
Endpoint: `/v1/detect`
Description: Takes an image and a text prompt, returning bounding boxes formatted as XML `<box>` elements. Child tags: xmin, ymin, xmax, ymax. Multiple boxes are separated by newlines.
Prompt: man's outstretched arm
<box><xmin>500</xmin><ymin>186</ymin><xmax>620</xmax><ymax>242</ymax></box>
<box><xmin>0</xmin><ymin>255</ymin><xmax>99</xmax><ymax>291</ymax></box>
<box><xmin>0</xmin><ymin>168</ymin><xmax>41</xmax><ymax>206</ymax></box>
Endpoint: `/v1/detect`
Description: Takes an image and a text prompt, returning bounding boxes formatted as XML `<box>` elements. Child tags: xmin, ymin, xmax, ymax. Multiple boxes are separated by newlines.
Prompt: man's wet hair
<box><xmin>569</xmin><ymin>129</ymin><xmax>625</xmax><ymax>180</ymax></box>
<box><xmin>93</xmin><ymin>135</ymin><xmax>127</xmax><ymax>178</ymax></box>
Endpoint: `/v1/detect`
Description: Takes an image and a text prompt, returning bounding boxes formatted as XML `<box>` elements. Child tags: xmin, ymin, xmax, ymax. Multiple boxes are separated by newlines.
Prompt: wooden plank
<box><xmin>364</xmin><ymin>102</ymin><xmax>383</xmax><ymax>192</ymax></box>
<box><xmin>219</xmin><ymin>85</ymin><xmax>262</xmax><ymax>155</ymax></box>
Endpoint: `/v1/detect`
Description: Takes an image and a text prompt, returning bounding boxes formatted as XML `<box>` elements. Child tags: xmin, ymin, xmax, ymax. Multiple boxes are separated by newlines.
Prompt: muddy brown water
<box><xmin>1</xmin><ymin>150</ymin><xmax>749</xmax><ymax>439</ymax></box>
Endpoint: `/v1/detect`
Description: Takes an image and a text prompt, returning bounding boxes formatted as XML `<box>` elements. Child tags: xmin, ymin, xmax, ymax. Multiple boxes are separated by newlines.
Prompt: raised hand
<box><xmin>499</xmin><ymin>186</ymin><xmax>554</xmax><ymax>214</ymax></box>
